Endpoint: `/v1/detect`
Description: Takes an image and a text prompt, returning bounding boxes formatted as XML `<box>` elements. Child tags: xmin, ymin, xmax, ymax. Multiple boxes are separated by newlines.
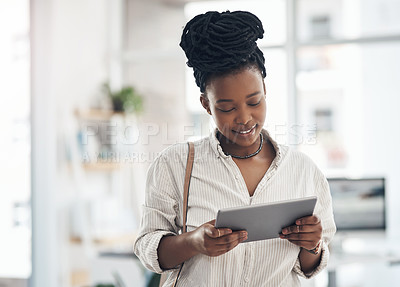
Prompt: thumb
<box><xmin>204</xmin><ymin>220</ymin><xmax>232</xmax><ymax>238</ymax></box>
<box><xmin>205</xmin><ymin>226</ymin><xmax>220</xmax><ymax>238</ymax></box>
<box><xmin>203</xmin><ymin>219</ymin><xmax>217</xmax><ymax>238</ymax></box>
<box><xmin>207</xmin><ymin>219</ymin><xmax>216</xmax><ymax>226</ymax></box>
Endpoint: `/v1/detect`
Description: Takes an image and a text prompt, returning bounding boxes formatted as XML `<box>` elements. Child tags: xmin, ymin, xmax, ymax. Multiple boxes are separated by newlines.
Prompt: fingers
<box><xmin>204</xmin><ymin>225</ymin><xmax>233</xmax><ymax>239</ymax></box>
<box><xmin>281</xmin><ymin>215</ymin><xmax>322</xmax><ymax>235</ymax></box>
<box><xmin>295</xmin><ymin>215</ymin><xmax>320</xmax><ymax>225</ymax></box>
<box><xmin>281</xmin><ymin>224</ymin><xmax>319</xmax><ymax>234</ymax></box>
<box><xmin>204</xmin><ymin>219</ymin><xmax>246</xmax><ymax>239</ymax></box>
<box><xmin>197</xmin><ymin>219</ymin><xmax>248</xmax><ymax>257</ymax></box>
<box><xmin>279</xmin><ymin>231</ymin><xmax>316</xmax><ymax>241</ymax></box>
<box><xmin>279</xmin><ymin>230</ymin><xmax>320</xmax><ymax>250</ymax></box>
<box><xmin>205</xmin><ymin>226</ymin><xmax>247</xmax><ymax>245</ymax></box>
<box><xmin>205</xmin><ymin>231</ymin><xmax>248</xmax><ymax>256</ymax></box>
<box><xmin>280</xmin><ymin>215</ymin><xmax>322</xmax><ymax>249</ymax></box>
<box><xmin>214</xmin><ymin>231</ymin><xmax>248</xmax><ymax>246</ymax></box>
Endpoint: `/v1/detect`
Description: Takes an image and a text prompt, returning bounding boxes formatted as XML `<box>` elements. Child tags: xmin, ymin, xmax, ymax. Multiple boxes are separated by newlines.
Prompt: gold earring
<box><xmin>207</xmin><ymin>110</ymin><xmax>211</xmax><ymax>115</ymax></box>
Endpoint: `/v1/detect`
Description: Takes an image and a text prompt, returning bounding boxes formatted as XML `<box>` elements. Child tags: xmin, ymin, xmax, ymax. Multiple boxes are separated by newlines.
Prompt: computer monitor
<box><xmin>327</xmin><ymin>178</ymin><xmax>386</xmax><ymax>231</ymax></box>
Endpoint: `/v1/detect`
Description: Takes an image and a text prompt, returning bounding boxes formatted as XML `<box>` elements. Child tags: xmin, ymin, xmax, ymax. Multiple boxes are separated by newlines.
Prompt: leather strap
<box><xmin>171</xmin><ymin>142</ymin><xmax>194</xmax><ymax>287</ymax></box>
<box><xmin>182</xmin><ymin>142</ymin><xmax>194</xmax><ymax>233</ymax></box>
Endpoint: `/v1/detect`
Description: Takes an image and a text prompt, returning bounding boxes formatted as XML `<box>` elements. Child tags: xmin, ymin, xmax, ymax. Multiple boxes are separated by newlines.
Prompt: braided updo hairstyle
<box><xmin>180</xmin><ymin>10</ymin><xmax>266</xmax><ymax>93</ymax></box>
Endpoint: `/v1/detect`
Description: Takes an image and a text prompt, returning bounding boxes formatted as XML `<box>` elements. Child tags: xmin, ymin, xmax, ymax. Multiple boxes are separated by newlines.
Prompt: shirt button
<box><xmin>235</xmin><ymin>175</ymin><xmax>239</xmax><ymax>180</ymax></box>
<box><xmin>244</xmin><ymin>277</ymin><xmax>250</xmax><ymax>283</ymax></box>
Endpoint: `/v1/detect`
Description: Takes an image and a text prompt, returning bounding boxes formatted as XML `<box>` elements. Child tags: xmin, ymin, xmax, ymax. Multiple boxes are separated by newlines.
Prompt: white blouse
<box><xmin>134</xmin><ymin>129</ymin><xmax>336</xmax><ymax>287</ymax></box>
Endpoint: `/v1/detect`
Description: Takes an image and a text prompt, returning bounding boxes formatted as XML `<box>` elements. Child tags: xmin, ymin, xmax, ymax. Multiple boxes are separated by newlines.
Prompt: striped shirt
<box><xmin>134</xmin><ymin>129</ymin><xmax>336</xmax><ymax>287</ymax></box>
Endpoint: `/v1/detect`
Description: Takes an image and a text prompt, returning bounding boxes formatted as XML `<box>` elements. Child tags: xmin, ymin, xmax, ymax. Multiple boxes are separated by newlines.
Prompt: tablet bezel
<box><xmin>214</xmin><ymin>196</ymin><xmax>317</xmax><ymax>243</ymax></box>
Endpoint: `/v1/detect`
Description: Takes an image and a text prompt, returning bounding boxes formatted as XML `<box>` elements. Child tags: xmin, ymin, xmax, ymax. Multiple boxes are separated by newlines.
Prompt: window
<box><xmin>296</xmin><ymin>0</ymin><xmax>400</xmax><ymax>176</ymax></box>
<box><xmin>183</xmin><ymin>0</ymin><xmax>400</xmax><ymax>176</ymax></box>
<box><xmin>0</xmin><ymin>0</ymin><xmax>31</xmax><ymax>279</ymax></box>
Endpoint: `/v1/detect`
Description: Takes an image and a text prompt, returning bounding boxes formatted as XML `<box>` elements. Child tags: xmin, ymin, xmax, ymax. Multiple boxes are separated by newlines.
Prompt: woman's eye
<box><xmin>248</xmin><ymin>100</ymin><xmax>261</xmax><ymax>107</ymax></box>
<box><xmin>217</xmin><ymin>107</ymin><xmax>235</xmax><ymax>113</ymax></box>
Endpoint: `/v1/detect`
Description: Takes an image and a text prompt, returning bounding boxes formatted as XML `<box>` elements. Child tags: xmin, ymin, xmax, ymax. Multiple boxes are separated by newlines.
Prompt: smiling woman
<box><xmin>134</xmin><ymin>10</ymin><xmax>336</xmax><ymax>287</ymax></box>
<box><xmin>200</xmin><ymin>67</ymin><xmax>267</xmax><ymax>158</ymax></box>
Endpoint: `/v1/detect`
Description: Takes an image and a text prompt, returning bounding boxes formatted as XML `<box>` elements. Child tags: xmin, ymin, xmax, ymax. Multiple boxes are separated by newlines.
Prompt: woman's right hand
<box><xmin>188</xmin><ymin>219</ymin><xmax>248</xmax><ymax>257</ymax></box>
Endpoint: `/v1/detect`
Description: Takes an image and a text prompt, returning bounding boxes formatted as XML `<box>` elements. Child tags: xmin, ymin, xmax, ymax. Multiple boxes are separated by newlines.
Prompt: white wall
<box><xmin>51</xmin><ymin>0</ymin><xmax>109</xmax><ymax>111</ymax></box>
<box><xmin>31</xmin><ymin>0</ymin><xmax>114</xmax><ymax>286</ymax></box>
<box><xmin>31</xmin><ymin>0</ymin><xmax>58</xmax><ymax>286</ymax></box>
<box><xmin>125</xmin><ymin>0</ymin><xmax>189</xmax><ymax>153</ymax></box>
<box><xmin>31</xmin><ymin>1</ymin><xmax>189</xmax><ymax>286</ymax></box>
<box><xmin>123</xmin><ymin>0</ymin><xmax>189</xmax><ymax>209</ymax></box>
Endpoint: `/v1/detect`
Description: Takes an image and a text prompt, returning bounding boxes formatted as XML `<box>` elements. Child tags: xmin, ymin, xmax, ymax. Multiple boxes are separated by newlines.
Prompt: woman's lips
<box><xmin>232</xmin><ymin>124</ymin><xmax>257</xmax><ymax>135</ymax></box>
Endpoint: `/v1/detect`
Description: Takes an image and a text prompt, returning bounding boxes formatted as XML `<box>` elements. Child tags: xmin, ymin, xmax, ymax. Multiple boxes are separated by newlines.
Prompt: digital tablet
<box><xmin>215</xmin><ymin>196</ymin><xmax>317</xmax><ymax>243</ymax></box>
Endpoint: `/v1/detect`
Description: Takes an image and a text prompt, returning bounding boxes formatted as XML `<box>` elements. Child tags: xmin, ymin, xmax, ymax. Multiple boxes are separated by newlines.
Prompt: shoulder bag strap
<box><xmin>172</xmin><ymin>142</ymin><xmax>194</xmax><ymax>287</ymax></box>
<box><xmin>162</xmin><ymin>142</ymin><xmax>194</xmax><ymax>287</ymax></box>
<box><xmin>182</xmin><ymin>142</ymin><xmax>195</xmax><ymax>233</ymax></box>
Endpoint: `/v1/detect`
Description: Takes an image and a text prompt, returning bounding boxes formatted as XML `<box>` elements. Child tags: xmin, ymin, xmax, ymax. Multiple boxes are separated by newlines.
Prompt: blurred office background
<box><xmin>1</xmin><ymin>0</ymin><xmax>400</xmax><ymax>286</ymax></box>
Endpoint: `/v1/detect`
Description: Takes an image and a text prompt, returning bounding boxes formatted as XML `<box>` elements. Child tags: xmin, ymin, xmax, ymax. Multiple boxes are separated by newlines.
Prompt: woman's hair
<box><xmin>180</xmin><ymin>10</ymin><xmax>266</xmax><ymax>93</ymax></box>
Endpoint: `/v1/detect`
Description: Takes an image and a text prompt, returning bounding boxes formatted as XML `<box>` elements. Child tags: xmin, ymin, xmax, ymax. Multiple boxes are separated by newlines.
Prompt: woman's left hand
<box><xmin>279</xmin><ymin>215</ymin><xmax>322</xmax><ymax>251</ymax></box>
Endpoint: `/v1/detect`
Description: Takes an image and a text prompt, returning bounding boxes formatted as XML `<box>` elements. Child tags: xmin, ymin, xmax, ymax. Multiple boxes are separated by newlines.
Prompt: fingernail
<box><xmin>282</xmin><ymin>229</ymin><xmax>288</xmax><ymax>234</ymax></box>
<box><xmin>296</xmin><ymin>220</ymin><xmax>301</xmax><ymax>225</ymax></box>
<box><xmin>241</xmin><ymin>232</ymin><xmax>248</xmax><ymax>237</ymax></box>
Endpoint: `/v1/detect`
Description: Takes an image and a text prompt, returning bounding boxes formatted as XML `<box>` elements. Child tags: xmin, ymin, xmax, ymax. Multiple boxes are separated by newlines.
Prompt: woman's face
<box><xmin>201</xmin><ymin>67</ymin><xmax>266</xmax><ymax>150</ymax></box>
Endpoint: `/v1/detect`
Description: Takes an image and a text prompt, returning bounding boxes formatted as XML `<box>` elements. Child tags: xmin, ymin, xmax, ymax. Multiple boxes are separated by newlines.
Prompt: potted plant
<box><xmin>103</xmin><ymin>83</ymin><xmax>143</xmax><ymax>114</ymax></box>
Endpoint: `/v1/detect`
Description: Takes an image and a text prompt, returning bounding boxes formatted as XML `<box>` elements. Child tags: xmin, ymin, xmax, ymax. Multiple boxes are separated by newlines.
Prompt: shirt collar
<box><xmin>209</xmin><ymin>128</ymin><xmax>283</xmax><ymax>166</ymax></box>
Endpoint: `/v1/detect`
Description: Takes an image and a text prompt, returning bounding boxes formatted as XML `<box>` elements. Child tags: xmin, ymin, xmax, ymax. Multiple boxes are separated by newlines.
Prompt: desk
<box><xmin>89</xmin><ymin>250</ymin><xmax>146</xmax><ymax>287</ymax></box>
<box><xmin>98</xmin><ymin>250</ymin><xmax>158</xmax><ymax>287</ymax></box>
<box><xmin>327</xmin><ymin>234</ymin><xmax>400</xmax><ymax>287</ymax></box>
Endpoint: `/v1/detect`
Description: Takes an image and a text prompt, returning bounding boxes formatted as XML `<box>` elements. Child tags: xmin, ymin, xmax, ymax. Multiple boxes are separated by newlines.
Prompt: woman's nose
<box><xmin>235</xmin><ymin>108</ymin><xmax>252</xmax><ymax>125</ymax></box>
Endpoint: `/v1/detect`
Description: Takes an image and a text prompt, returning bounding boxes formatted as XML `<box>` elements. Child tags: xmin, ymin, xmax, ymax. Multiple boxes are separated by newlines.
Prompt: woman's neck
<box><xmin>217</xmin><ymin>131</ymin><xmax>264</xmax><ymax>159</ymax></box>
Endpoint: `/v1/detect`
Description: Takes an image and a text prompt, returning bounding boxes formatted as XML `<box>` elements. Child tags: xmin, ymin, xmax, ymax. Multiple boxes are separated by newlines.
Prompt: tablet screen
<box><xmin>215</xmin><ymin>196</ymin><xmax>317</xmax><ymax>242</ymax></box>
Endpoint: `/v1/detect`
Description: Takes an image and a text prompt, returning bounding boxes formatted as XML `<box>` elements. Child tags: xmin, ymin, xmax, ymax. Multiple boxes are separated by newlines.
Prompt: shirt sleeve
<box><xmin>133</xmin><ymin>151</ymin><xmax>184</xmax><ymax>274</ymax></box>
<box><xmin>293</xmin><ymin>240</ymin><xmax>330</xmax><ymax>278</ymax></box>
<box><xmin>293</xmin><ymin>170</ymin><xmax>337</xmax><ymax>278</ymax></box>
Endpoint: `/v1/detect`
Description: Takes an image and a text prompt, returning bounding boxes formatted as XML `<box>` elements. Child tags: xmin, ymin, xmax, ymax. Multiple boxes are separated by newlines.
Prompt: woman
<box><xmin>134</xmin><ymin>11</ymin><xmax>336</xmax><ymax>286</ymax></box>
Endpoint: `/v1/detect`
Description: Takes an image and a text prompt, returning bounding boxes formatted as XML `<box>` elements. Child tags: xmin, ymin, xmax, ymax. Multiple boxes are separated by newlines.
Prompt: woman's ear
<box><xmin>200</xmin><ymin>94</ymin><xmax>212</xmax><ymax>115</ymax></box>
